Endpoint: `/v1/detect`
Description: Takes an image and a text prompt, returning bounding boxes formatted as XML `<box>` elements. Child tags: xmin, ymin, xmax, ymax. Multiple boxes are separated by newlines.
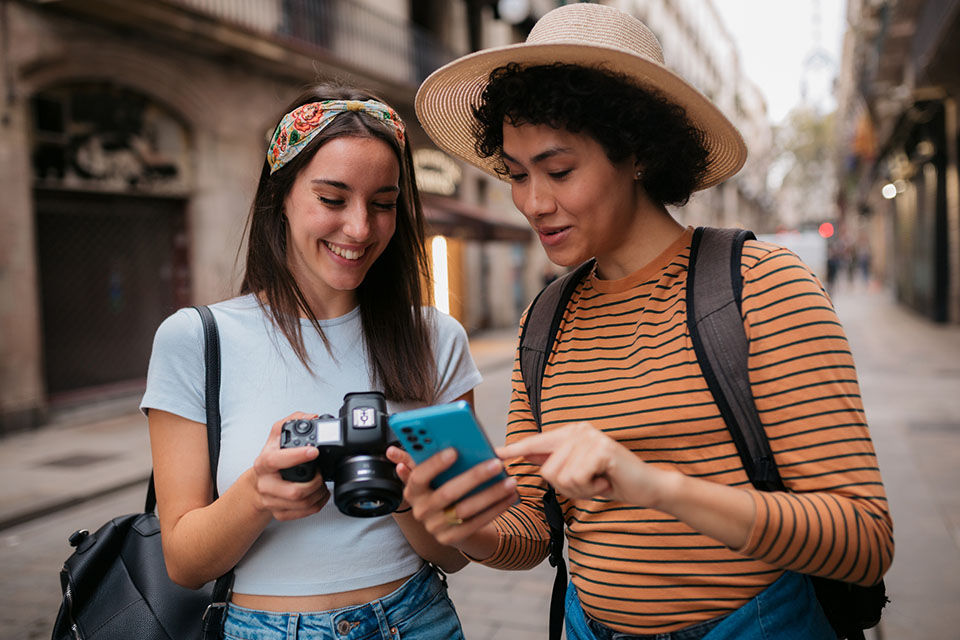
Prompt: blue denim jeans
<box><xmin>565</xmin><ymin>571</ymin><xmax>835</xmax><ymax>640</ymax></box>
<box><xmin>223</xmin><ymin>565</ymin><xmax>464</xmax><ymax>640</ymax></box>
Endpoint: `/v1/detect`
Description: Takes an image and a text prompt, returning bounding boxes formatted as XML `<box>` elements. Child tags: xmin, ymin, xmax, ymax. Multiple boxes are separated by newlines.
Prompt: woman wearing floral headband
<box><xmin>141</xmin><ymin>84</ymin><xmax>479</xmax><ymax>639</ymax></box>
<box><xmin>390</xmin><ymin>4</ymin><xmax>893</xmax><ymax>640</ymax></box>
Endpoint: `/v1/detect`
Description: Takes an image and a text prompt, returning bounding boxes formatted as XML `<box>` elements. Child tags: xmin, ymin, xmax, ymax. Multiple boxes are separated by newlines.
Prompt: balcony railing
<box><xmin>170</xmin><ymin>0</ymin><xmax>455</xmax><ymax>86</ymax></box>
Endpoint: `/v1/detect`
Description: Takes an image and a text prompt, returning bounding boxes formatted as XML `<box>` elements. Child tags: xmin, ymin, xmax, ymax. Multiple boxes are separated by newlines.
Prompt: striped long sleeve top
<box><xmin>479</xmin><ymin>228</ymin><xmax>893</xmax><ymax>634</ymax></box>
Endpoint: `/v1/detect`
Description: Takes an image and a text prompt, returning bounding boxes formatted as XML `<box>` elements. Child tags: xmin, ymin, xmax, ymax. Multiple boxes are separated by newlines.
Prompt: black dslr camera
<box><xmin>279</xmin><ymin>391</ymin><xmax>402</xmax><ymax>517</ymax></box>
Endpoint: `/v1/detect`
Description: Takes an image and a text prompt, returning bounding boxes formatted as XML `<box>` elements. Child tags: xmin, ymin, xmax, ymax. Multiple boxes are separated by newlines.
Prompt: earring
<box><xmin>634</xmin><ymin>170</ymin><xmax>642</xmax><ymax>181</ymax></box>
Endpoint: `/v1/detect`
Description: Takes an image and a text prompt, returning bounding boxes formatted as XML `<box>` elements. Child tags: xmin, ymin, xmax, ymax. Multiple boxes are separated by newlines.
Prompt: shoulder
<box><xmin>152</xmin><ymin>306</ymin><xmax>204</xmax><ymax>351</ymax></box>
<box><xmin>740</xmin><ymin>239</ymin><xmax>822</xmax><ymax>289</ymax></box>
<box><xmin>153</xmin><ymin>296</ymin><xmax>263</xmax><ymax>354</ymax></box>
<box><xmin>738</xmin><ymin>239</ymin><xmax>833</xmax><ymax>321</ymax></box>
<box><xmin>421</xmin><ymin>305</ymin><xmax>469</xmax><ymax>339</ymax></box>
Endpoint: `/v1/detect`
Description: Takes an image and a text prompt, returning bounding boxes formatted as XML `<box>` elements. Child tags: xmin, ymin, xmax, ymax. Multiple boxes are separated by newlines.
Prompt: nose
<box><xmin>342</xmin><ymin>203</ymin><xmax>372</xmax><ymax>240</ymax></box>
<box><xmin>514</xmin><ymin>177</ymin><xmax>556</xmax><ymax>220</ymax></box>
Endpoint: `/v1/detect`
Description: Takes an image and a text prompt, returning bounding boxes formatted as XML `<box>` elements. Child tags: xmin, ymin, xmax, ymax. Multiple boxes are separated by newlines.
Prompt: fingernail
<box><xmin>442</xmin><ymin>448</ymin><xmax>456</xmax><ymax>462</ymax></box>
<box><xmin>485</xmin><ymin>459</ymin><xmax>501</xmax><ymax>472</ymax></box>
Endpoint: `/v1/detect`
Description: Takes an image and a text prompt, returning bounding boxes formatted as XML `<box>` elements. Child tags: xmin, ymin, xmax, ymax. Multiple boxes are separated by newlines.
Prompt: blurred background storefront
<box><xmin>11</xmin><ymin>0</ymin><xmax>936</xmax><ymax>434</ymax></box>
<box><xmin>0</xmin><ymin>0</ymin><xmax>541</xmax><ymax>432</ymax></box>
<box><xmin>0</xmin><ymin>0</ymin><xmax>778</xmax><ymax>435</ymax></box>
<box><xmin>835</xmin><ymin>0</ymin><xmax>960</xmax><ymax>324</ymax></box>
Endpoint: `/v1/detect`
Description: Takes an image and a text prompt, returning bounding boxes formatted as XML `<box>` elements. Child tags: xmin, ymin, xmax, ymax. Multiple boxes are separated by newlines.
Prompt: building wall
<box><xmin>0</xmin><ymin>28</ymin><xmax>44</xmax><ymax>429</ymax></box>
<box><xmin>0</xmin><ymin>0</ymin><xmax>544</xmax><ymax>433</ymax></box>
<box><xmin>0</xmin><ymin>4</ymin><xmax>297</xmax><ymax>431</ymax></box>
<box><xmin>627</xmin><ymin>0</ymin><xmax>775</xmax><ymax>231</ymax></box>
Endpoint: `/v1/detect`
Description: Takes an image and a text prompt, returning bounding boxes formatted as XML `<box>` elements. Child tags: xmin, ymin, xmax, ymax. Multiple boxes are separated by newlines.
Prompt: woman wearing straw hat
<box><xmin>387</xmin><ymin>4</ymin><xmax>892</xmax><ymax>639</ymax></box>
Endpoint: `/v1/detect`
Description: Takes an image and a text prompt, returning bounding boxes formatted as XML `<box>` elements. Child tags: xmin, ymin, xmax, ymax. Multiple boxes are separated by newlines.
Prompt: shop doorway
<box><xmin>34</xmin><ymin>190</ymin><xmax>189</xmax><ymax>398</ymax></box>
<box><xmin>30</xmin><ymin>82</ymin><xmax>192</xmax><ymax>401</ymax></box>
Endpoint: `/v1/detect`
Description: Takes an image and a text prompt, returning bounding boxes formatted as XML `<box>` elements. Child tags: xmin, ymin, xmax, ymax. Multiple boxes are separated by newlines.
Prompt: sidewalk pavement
<box><xmin>1</xmin><ymin>287</ymin><xmax>959</xmax><ymax>637</ymax></box>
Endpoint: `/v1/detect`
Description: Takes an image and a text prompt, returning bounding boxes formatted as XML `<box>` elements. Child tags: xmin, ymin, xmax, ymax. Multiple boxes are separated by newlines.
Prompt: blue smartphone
<box><xmin>388</xmin><ymin>400</ymin><xmax>508</xmax><ymax>494</ymax></box>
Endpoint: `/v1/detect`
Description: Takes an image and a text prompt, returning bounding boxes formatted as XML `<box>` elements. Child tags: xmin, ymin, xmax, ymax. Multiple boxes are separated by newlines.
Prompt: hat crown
<box><xmin>526</xmin><ymin>3</ymin><xmax>665</xmax><ymax>66</ymax></box>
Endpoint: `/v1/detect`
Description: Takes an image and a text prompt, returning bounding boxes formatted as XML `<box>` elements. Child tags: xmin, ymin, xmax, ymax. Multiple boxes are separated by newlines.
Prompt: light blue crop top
<box><xmin>140</xmin><ymin>294</ymin><xmax>482</xmax><ymax>596</ymax></box>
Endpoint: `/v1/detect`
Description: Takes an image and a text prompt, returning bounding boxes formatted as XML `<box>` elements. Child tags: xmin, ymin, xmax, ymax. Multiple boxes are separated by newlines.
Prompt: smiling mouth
<box><xmin>324</xmin><ymin>241</ymin><xmax>366</xmax><ymax>261</ymax></box>
<box><xmin>540</xmin><ymin>226</ymin><xmax>569</xmax><ymax>236</ymax></box>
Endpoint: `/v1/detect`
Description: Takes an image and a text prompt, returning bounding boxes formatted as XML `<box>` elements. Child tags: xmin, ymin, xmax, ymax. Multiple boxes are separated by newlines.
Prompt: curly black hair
<box><xmin>472</xmin><ymin>63</ymin><xmax>709</xmax><ymax>206</ymax></box>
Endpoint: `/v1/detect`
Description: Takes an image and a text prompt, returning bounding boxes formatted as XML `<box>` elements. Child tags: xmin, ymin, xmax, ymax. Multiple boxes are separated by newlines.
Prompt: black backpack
<box><xmin>518</xmin><ymin>227</ymin><xmax>887</xmax><ymax>640</ymax></box>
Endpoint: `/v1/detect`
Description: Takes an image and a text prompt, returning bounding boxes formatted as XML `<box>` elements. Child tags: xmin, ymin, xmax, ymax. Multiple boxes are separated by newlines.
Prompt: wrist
<box><xmin>240</xmin><ymin>468</ymin><xmax>270</xmax><ymax>515</ymax></box>
<box><xmin>457</xmin><ymin>523</ymin><xmax>500</xmax><ymax>562</ymax></box>
<box><xmin>647</xmin><ymin>467</ymin><xmax>685</xmax><ymax>512</ymax></box>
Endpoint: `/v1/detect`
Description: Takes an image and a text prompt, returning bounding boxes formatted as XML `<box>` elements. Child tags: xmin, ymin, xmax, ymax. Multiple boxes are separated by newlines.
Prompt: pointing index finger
<box><xmin>496</xmin><ymin>430</ymin><xmax>561</xmax><ymax>462</ymax></box>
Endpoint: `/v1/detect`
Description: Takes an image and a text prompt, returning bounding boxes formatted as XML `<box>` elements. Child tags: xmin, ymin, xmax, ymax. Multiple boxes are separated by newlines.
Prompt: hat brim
<box><xmin>416</xmin><ymin>42</ymin><xmax>747</xmax><ymax>191</ymax></box>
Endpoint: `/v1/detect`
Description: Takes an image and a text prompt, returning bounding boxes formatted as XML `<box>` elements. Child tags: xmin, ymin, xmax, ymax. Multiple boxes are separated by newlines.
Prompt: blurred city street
<box><xmin>1</xmin><ymin>281</ymin><xmax>959</xmax><ymax>639</ymax></box>
<box><xmin>2</xmin><ymin>1</ymin><xmax>960</xmax><ymax>639</ymax></box>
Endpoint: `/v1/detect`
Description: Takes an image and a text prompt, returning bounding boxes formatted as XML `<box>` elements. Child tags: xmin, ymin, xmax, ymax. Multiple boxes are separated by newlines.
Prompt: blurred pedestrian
<box><xmin>826</xmin><ymin>240</ymin><xmax>844</xmax><ymax>293</ymax></box>
<box><xmin>857</xmin><ymin>244</ymin><xmax>873</xmax><ymax>287</ymax></box>
<box><xmin>389</xmin><ymin>4</ymin><xmax>893</xmax><ymax>639</ymax></box>
<box><xmin>141</xmin><ymin>84</ymin><xmax>480</xmax><ymax>639</ymax></box>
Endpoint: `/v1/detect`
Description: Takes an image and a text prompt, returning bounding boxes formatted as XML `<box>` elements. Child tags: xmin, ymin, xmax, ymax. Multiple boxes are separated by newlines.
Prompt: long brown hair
<box><xmin>241</xmin><ymin>84</ymin><xmax>435</xmax><ymax>403</ymax></box>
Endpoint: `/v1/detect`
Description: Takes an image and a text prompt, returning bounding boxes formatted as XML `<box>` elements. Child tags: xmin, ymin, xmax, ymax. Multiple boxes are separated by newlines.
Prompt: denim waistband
<box><xmin>569</xmin><ymin>571</ymin><xmax>833</xmax><ymax>640</ymax></box>
<box><xmin>224</xmin><ymin>563</ymin><xmax>441</xmax><ymax>639</ymax></box>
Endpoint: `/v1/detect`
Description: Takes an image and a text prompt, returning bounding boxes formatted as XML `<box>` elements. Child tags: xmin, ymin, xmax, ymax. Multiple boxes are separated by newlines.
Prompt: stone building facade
<box><xmin>0</xmin><ymin>0</ymin><xmax>531</xmax><ymax>433</ymax></box>
<box><xmin>0</xmin><ymin>0</ymin><xmax>775</xmax><ymax>434</ymax></box>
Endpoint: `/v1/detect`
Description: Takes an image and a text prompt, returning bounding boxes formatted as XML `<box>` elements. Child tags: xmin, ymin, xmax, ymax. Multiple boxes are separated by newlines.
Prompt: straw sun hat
<box><xmin>415</xmin><ymin>2</ymin><xmax>747</xmax><ymax>191</ymax></box>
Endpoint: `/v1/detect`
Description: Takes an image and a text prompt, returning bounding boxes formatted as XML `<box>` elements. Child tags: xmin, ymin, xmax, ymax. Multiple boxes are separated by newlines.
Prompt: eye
<box><xmin>548</xmin><ymin>169</ymin><xmax>571</xmax><ymax>180</ymax></box>
<box><xmin>507</xmin><ymin>172</ymin><xmax>528</xmax><ymax>183</ymax></box>
<box><xmin>318</xmin><ymin>196</ymin><xmax>344</xmax><ymax>206</ymax></box>
<box><xmin>373</xmin><ymin>200</ymin><xmax>398</xmax><ymax>211</ymax></box>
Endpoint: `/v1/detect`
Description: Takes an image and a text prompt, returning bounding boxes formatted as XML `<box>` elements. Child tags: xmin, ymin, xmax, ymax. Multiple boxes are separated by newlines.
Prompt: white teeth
<box><xmin>325</xmin><ymin>242</ymin><xmax>365</xmax><ymax>260</ymax></box>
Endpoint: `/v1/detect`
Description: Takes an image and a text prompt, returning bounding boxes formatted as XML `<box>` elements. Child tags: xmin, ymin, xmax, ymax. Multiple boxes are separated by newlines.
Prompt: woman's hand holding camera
<box><xmin>252</xmin><ymin>412</ymin><xmax>331</xmax><ymax>521</ymax></box>
<box><xmin>386</xmin><ymin>445</ymin><xmax>517</xmax><ymax>556</ymax></box>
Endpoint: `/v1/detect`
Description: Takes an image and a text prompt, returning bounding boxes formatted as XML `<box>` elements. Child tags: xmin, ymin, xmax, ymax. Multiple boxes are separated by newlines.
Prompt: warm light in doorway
<box><xmin>431</xmin><ymin>235</ymin><xmax>450</xmax><ymax>314</ymax></box>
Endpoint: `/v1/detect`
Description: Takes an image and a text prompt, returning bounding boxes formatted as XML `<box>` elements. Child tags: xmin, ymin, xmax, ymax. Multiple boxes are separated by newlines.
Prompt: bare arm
<box><xmin>149</xmin><ymin>409</ymin><xmax>331</xmax><ymax>588</ymax></box>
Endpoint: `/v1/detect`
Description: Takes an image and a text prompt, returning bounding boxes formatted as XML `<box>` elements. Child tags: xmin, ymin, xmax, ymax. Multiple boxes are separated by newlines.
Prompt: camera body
<box><xmin>279</xmin><ymin>391</ymin><xmax>402</xmax><ymax>517</ymax></box>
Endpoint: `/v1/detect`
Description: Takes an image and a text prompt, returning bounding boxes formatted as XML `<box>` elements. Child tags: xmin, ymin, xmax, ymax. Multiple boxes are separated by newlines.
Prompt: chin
<box><xmin>544</xmin><ymin>247</ymin><xmax>589</xmax><ymax>269</ymax></box>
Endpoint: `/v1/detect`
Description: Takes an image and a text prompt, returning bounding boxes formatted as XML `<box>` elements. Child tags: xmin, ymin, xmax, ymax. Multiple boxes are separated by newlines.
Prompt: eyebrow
<box><xmin>501</xmin><ymin>146</ymin><xmax>573</xmax><ymax>166</ymax></box>
<box><xmin>310</xmin><ymin>179</ymin><xmax>399</xmax><ymax>194</ymax></box>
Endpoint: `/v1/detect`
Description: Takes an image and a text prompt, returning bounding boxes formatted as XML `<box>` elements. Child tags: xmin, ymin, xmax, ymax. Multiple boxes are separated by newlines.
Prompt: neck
<box><xmin>300</xmin><ymin>289</ymin><xmax>358</xmax><ymax>320</ymax></box>
<box><xmin>595</xmin><ymin>200</ymin><xmax>684</xmax><ymax>280</ymax></box>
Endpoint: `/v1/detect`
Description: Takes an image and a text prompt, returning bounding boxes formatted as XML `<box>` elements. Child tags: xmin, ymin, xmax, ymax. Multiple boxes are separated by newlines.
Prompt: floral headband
<box><xmin>267</xmin><ymin>100</ymin><xmax>406</xmax><ymax>174</ymax></box>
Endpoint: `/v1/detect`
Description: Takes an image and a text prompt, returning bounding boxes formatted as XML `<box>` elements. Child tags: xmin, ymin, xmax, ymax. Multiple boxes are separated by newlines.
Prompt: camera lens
<box><xmin>333</xmin><ymin>455</ymin><xmax>403</xmax><ymax>518</ymax></box>
<box><xmin>294</xmin><ymin>420</ymin><xmax>312</xmax><ymax>435</ymax></box>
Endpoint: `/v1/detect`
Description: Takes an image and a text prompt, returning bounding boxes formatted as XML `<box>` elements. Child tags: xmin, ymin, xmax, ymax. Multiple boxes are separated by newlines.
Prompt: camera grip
<box><xmin>280</xmin><ymin>463</ymin><xmax>315</xmax><ymax>482</ymax></box>
<box><xmin>279</xmin><ymin>417</ymin><xmax>322</xmax><ymax>482</ymax></box>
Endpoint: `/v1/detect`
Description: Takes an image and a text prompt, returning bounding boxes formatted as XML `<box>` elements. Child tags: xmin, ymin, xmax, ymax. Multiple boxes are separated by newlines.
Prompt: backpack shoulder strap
<box><xmin>191</xmin><ymin>305</ymin><xmax>234</xmax><ymax>637</ymax></box>
<box><xmin>686</xmin><ymin>227</ymin><xmax>783</xmax><ymax>491</ymax></box>
<box><xmin>517</xmin><ymin>259</ymin><xmax>593</xmax><ymax>640</ymax></box>
<box><xmin>519</xmin><ymin>260</ymin><xmax>595</xmax><ymax>428</ymax></box>
<box><xmin>194</xmin><ymin>305</ymin><xmax>223</xmax><ymax>490</ymax></box>
<box><xmin>688</xmin><ymin>229</ymin><xmax>887</xmax><ymax>638</ymax></box>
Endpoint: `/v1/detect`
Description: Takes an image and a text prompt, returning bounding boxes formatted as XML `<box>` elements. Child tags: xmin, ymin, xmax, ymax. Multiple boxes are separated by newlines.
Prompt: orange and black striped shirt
<box><xmin>481</xmin><ymin>227</ymin><xmax>893</xmax><ymax>634</ymax></box>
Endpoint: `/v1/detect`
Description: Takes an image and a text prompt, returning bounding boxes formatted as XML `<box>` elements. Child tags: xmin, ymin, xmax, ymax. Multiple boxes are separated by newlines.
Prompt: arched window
<box><xmin>31</xmin><ymin>83</ymin><xmax>189</xmax><ymax>194</ymax></box>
